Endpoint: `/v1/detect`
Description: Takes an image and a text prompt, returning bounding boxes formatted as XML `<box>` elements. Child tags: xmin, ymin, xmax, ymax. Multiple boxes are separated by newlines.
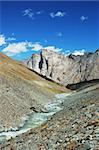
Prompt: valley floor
<box><xmin>1</xmin><ymin>83</ymin><xmax>99</xmax><ymax>150</ymax></box>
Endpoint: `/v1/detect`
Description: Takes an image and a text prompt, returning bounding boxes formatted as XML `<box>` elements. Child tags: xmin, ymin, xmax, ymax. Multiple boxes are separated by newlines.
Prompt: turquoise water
<box><xmin>0</xmin><ymin>93</ymin><xmax>71</xmax><ymax>143</ymax></box>
<box><xmin>0</xmin><ymin>94</ymin><xmax>62</xmax><ymax>143</ymax></box>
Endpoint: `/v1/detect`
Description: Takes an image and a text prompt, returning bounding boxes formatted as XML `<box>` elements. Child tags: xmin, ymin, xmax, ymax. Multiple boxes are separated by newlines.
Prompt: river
<box><xmin>0</xmin><ymin>93</ymin><xmax>72</xmax><ymax>143</ymax></box>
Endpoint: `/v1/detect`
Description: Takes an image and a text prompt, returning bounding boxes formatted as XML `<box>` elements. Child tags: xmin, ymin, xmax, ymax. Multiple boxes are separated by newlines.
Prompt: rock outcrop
<box><xmin>26</xmin><ymin>49</ymin><xmax>99</xmax><ymax>85</ymax></box>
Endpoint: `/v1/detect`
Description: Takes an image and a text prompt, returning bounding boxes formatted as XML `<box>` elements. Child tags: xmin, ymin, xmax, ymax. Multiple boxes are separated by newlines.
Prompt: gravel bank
<box><xmin>1</xmin><ymin>84</ymin><xmax>99</xmax><ymax>150</ymax></box>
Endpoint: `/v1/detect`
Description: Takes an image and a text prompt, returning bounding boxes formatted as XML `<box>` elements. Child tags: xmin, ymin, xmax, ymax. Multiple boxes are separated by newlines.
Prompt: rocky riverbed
<box><xmin>0</xmin><ymin>93</ymin><xmax>72</xmax><ymax>145</ymax></box>
<box><xmin>1</xmin><ymin>84</ymin><xmax>99</xmax><ymax>150</ymax></box>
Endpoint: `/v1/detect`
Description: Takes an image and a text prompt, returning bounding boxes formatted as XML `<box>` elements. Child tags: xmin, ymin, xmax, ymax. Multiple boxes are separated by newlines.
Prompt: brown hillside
<box><xmin>0</xmin><ymin>53</ymin><xmax>69</xmax><ymax>130</ymax></box>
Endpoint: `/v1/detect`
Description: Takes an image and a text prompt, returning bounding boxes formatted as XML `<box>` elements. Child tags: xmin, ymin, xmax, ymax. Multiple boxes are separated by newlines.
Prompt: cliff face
<box><xmin>26</xmin><ymin>50</ymin><xmax>99</xmax><ymax>85</ymax></box>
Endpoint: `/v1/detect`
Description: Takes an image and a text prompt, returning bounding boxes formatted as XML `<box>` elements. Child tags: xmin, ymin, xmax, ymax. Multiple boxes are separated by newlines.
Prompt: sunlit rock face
<box><xmin>27</xmin><ymin>54</ymin><xmax>41</xmax><ymax>73</ymax></box>
<box><xmin>26</xmin><ymin>49</ymin><xmax>99</xmax><ymax>86</ymax></box>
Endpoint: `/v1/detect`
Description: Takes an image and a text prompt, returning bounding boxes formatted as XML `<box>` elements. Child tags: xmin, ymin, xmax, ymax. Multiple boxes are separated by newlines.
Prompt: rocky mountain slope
<box><xmin>26</xmin><ymin>49</ymin><xmax>99</xmax><ymax>86</ymax></box>
<box><xmin>0</xmin><ymin>52</ymin><xmax>99</xmax><ymax>150</ymax></box>
<box><xmin>0</xmin><ymin>53</ymin><xmax>68</xmax><ymax>131</ymax></box>
<box><xmin>1</xmin><ymin>81</ymin><xmax>99</xmax><ymax>150</ymax></box>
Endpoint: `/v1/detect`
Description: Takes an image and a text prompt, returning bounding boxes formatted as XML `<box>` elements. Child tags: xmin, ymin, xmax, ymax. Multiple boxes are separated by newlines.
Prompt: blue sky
<box><xmin>0</xmin><ymin>1</ymin><xmax>99</xmax><ymax>60</ymax></box>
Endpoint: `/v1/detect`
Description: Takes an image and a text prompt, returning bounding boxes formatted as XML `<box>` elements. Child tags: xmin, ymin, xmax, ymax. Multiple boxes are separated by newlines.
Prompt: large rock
<box><xmin>26</xmin><ymin>49</ymin><xmax>99</xmax><ymax>85</ymax></box>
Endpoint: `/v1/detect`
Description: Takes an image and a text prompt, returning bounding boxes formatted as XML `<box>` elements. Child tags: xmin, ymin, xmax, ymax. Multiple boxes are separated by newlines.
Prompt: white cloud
<box><xmin>43</xmin><ymin>46</ymin><xmax>62</xmax><ymax>52</ymax></box>
<box><xmin>7</xmin><ymin>37</ymin><xmax>16</xmax><ymax>41</ymax></box>
<box><xmin>44</xmin><ymin>40</ymin><xmax>48</xmax><ymax>43</ymax></box>
<box><xmin>63</xmin><ymin>50</ymin><xmax>71</xmax><ymax>56</ymax></box>
<box><xmin>12</xmin><ymin>33</ymin><xmax>15</xmax><ymax>36</ymax></box>
<box><xmin>0</xmin><ymin>35</ymin><xmax>6</xmax><ymax>46</ymax></box>
<box><xmin>32</xmin><ymin>42</ymin><xmax>62</xmax><ymax>52</ymax></box>
<box><xmin>32</xmin><ymin>43</ymin><xmax>43</xmax><ymax>51</ymax></box>
<box><xmin>36</xmin><ymin>11</ymin><xmax>43</xmax><ymax>15</ymax></box>
<box><xmin>50</xmin><ymin>11</ymin><xmax>66</xmax><ymax>18</ymax></box>
<box><xmin>1</xmin><ymin>34</ymin><xmax>62</xmax><ymax>56</ymax></box>
<box><xmin>72</xmin><ymin>49</ymin><xmax>85</xmax><ymax>56</ymax></box>
<box><xmin>57</xmin><ymin>32</ymin><xmax>62</xmax><ymax>37</ymax></box>
<box><xmin>80</xmin><ymin>16</ymin><xmax>88</xmax><ymax>22</ymax></box>
<box><xmin>26</xmin><ymin>41</ymin><xmax>34</xmax><ymax>47</ymax></box>
<box><xmin>23</xmin><ymin>9</ymin><xmax>34</xmax><ymax>19</ymax></box>
<box><xmin>22</xmin><ymin>9</ymin><xmax>44</xmax><ymax>19</ymax></box>
<box><xmin>50</xmin><ymin>13</ymin><xmax>55</xmax><ymax>18</ymax></box>
<box><xmin>23</xmin><ymin>9</ymin><xmax>32</xmax><ymax>15</ymax></box>
<box><xmin>2</xmin><ymin>42</ymin><xmax>29</xmax><ymax>56</ymax></box>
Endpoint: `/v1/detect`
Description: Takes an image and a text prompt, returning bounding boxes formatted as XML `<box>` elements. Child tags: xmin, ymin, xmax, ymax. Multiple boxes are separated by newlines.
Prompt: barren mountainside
<box><xmin>0</xmin><ymin>52</ymin><xmax>68</xmax><ymax>131</ymax></box>
<box><xmin>0</xmin><ymin>52</ymin><xmax>99</xmax><ymax>150</ymax></box>
<box><xmin>26</xmin><ymin>49</ymin><xmax>99</xmax><ymax>85</ymax></box>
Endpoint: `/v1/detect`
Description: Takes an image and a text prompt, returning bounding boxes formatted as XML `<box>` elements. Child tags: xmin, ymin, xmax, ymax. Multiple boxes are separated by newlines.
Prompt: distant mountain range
<box><xmin>25</xmin><ymin>49</ymin><xmax>99</xmax><ymax>86</ymax></box>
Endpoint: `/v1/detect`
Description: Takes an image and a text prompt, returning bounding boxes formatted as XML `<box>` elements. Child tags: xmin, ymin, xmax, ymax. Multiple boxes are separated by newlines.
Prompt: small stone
<box><xmin>89</xmin><ymin>135</ymin><xmax>93</xmax><ymax>140</ymax></box>
<box><xmin>65</xmin><ymin>138</ymin><xmax>70</xmax><ymax>142</ymax></box>
<box><xmin>94</xmin><ymin>128</ymin><xmax>99</xmax><ymax>134</ymax></box>
<box><xmin>85</xmin><ymin>113</ymin><xmax>92</xmax><ymax>118</ymax></box>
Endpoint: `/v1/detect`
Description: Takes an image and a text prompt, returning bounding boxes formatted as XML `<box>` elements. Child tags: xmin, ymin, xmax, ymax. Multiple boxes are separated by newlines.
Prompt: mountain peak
<box><xmin>26</xmin><ymin>49</ymin><xmax>99</xmax><ymax>85</ymax></box>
